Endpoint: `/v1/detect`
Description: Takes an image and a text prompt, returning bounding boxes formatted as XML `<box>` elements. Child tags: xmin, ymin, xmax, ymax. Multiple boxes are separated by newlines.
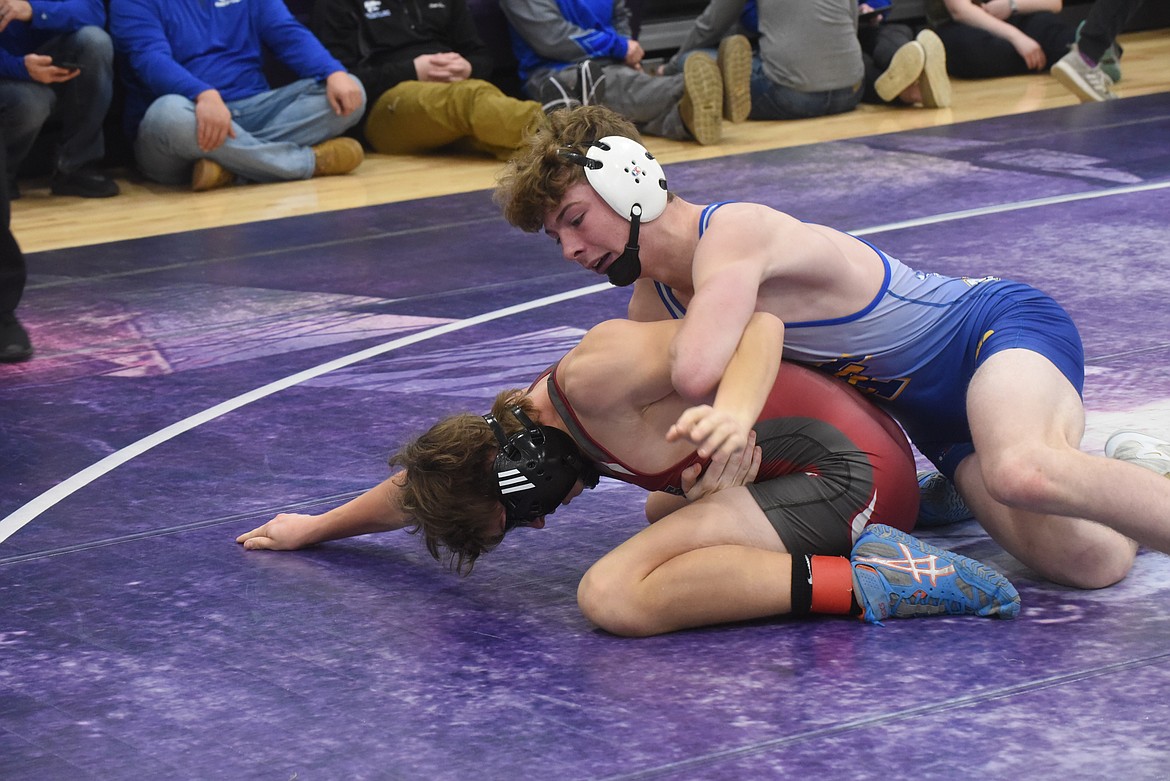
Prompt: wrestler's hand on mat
<box><xmin>236</xmin><ymin>513</ymin><xmax>320</xmax><ymax>551</ymax></box>
<box><xmin>680</xmin><ymin>430</ymin><xmax>761</xmax><ymax>502</ymax></box>
<box><xmin>667</xmin><ymin>404</ymin><xmax>754</xmax><ymax>459</ymax></box>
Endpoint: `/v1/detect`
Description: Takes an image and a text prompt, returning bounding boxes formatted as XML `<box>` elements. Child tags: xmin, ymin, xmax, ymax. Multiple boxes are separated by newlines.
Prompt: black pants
<box><xmin>936</xmin><ymin>12</ymin><xmax>1074</xmax><ymax>78</ymax></box>
<box><xmin>1078</xmin><ymin>0</ymin><xmax>1146</xmax><ymax>61</ymax></box>
<box><xmin>859</xmin><ymin>22</ymin><xmax>915</xmax><ymax>104</ymax></box>
<box><xmin>0</xmin><ymin>141</ymin><xmax>26</xmax><ymax>322</ymax></box>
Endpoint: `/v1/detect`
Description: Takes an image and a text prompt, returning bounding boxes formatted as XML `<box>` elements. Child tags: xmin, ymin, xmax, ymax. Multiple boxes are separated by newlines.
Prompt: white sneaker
<box><xmin>1104</xmin><ymin>430</ymin><xmax>1170</xmax><ymax>477</ymax></box>
<box><xmin>1052</xmin><ymin>46</ymin><xmax>1116</xmax><ymax>102</ymax></box>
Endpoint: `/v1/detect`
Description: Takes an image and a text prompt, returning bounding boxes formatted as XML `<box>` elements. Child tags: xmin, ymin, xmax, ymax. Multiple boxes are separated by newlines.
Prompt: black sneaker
<box><xmin>50</xmin><ymin>168</ymin><xmax>120</xmax><ymax>198</ymax></box>
<box><xmin>0</xmin><ymin>314</ymin><xmax>33</xmax><ymax>363</ymax></box>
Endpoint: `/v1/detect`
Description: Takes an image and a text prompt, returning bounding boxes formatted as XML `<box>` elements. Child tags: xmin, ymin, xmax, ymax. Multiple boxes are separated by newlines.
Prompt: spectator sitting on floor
<box><xmin>311</xmin><ymin>0</ymin><xmax>544</xmax><ymax>160</ymax></box>
<box><xmin>925</xmin><ymin>0</ymin><xmax>1075</xmax><ymax>78</ymax></box>
<box><xmin>499</xmin><ymin>0</ymin><xmax>743</xmax><ymax>146</ymax></box>
<box><xmin>859</xmin><ymin>1</ymin><xmax>952</xmax><ymax>108</ymax></box>
<box><xmin>109</xmin><ymin>0</ymin><xmax>367</xmax><ymax>192</ymax></box>
<box><xmin>659</xmin><ymin>0</ymin><xmax>867</xmax><ymax>122</ymax></box>
<box><xmin>0</xmin><ymin>0</ymin><xmax>119</xmax><ymax>199</ymax></box>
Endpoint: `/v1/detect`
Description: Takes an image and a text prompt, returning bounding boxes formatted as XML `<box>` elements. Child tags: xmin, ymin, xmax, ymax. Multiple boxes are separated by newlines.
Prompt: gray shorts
<box><xmin>745</xmin><ymin>417</ymin><xmax>879</xmax><ymax>557</ymax></box>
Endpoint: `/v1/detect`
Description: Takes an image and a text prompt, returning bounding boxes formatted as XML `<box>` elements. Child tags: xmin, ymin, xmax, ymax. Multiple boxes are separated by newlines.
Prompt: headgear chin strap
<box><xmin>559</xmin><ymin>135</ymin><xmax>667</xmax><ymax>287</ymax></box>
<box><xmin>484</xmin><ymin>407</ymin><xmax>599</xmax><ymax>530</ymax></box>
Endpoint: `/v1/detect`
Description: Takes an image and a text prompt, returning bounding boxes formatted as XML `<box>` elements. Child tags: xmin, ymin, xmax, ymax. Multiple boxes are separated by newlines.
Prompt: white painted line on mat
<box><xmin>851</xmin><ymin>180</ymin><xmax>1170</xmax><ymax>236</ymax></box>
<box><xmin>7</xmin><ymin>179</ymin><xmax>1169</xmax><ymax>545</ymax></box>
<box><xmin>0</xmin><ymin>282</ymin><xmax>611</xmax><ymax>545</ymax></box>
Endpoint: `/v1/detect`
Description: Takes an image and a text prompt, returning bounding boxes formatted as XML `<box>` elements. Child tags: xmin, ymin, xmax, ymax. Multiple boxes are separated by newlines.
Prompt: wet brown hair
<box><xmin>391</xmin><ymin>389</ymin><xmax>539</xmax><ymax>575</ymax></box>
<box><xmin>494</xmin><ymin>105</ymin><xmax>645</xmax><ymax>233</ymax></box>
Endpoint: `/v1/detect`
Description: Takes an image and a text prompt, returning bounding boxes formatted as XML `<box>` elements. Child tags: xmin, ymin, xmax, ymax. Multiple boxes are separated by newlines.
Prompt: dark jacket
<box><xmin>0</xmin><ymin>0</ymin><xmax>105</xmax><ymax>80</ymax></box>
<box><xmin>311</xmin><ymin>0</ymin><xmax>494</xmax><ymax>101</ymax></box>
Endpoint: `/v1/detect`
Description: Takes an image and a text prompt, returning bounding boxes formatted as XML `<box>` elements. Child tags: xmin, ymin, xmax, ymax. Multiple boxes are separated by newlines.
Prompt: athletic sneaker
<box><xmin>1052</xmin><ymin>46</ymin><xmax>1116</xmax><ymax>102</ymax></box>
<box><xmin>536</xmin><ymin>60</ymin><xmax>607</xmax><ymax>114</ymax></box>
<box><xmin>851</xmin><ymin>524</ymin><xmax>1020</xmax><ymax>623</ymax></box>
<box><xmin>1076</xmin><ymin>21</ymin><xmax>1122</xmax><ymax>83</ymax></box>
<box><xmin>916</xmin><ymin>471</ymin><xmax>975</xmax><ymax>527</ymax></box>
<box><xmin>1104</xmin><ymin>430</ymin><xmax>1170</xmax><ymax>478</ymax></box>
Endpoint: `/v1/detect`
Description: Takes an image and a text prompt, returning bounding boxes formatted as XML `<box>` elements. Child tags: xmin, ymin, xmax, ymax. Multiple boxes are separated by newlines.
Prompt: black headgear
<box><xmin>484</xmin><ymin>407</ymin><xmax>600</xmax><ymax>530</ymax></box>
<box><xmin>557</xmin><ymin>136</ymin><xmax>667</xmax><ymax>287</ymax></box>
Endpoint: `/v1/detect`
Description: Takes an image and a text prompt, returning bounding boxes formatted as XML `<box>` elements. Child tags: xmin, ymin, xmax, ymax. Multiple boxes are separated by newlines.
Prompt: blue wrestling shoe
<box><xmin>851</xmin><ymin>524</ymin><xmax>1020</xmax><ymax>624</ymax></box>
<box><xmin>916</xmin><ymin>471</ymin><xmax>975</xmax><ymax>527</ymax></box>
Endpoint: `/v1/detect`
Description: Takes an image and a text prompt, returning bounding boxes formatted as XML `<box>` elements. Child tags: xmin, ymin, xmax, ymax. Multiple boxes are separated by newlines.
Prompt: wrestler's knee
<box><xmin>577</xmin><ymin>563</ymin><xmax>655</xmax><ymax>637</ymax></box>
<box><xmin>977</xmin><ymin>440</ymin><xmax>1067</xmax><ymax>511</ymax></box>
<box><xmin>1042</xmin><ymin>537</ymin><xmax>1135</xmax><ymax>589</ymax></box>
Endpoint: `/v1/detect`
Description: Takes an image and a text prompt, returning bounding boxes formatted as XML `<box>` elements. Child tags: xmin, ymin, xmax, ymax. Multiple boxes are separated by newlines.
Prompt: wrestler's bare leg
<box><xmin>577</xmin><ymin>486</ymin><xmax>794</xmax><ymax>636</ymax></box>
<box><xmin>957</xmin><ymin>348</ymin><xmax>1170</xmax><ymax>588</ymax></box>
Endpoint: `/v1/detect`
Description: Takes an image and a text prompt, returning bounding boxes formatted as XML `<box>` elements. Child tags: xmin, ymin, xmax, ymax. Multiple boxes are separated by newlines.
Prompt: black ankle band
<box><xmin>790</xmin><ymin>554</ymin><xmax>813</xmax><ymax>616</ymax></box>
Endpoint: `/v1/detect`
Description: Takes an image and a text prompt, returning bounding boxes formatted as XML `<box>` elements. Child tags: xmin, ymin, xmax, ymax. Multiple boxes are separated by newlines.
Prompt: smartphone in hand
<box><xmin>53</xmin><ymin>59</ymin><xmax>82</xmax><ymax>71</ymax></box>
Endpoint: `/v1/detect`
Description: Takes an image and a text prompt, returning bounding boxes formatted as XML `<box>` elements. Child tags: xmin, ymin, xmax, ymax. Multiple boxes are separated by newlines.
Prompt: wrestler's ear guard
<box><xmin>558</xmin><ymin>136</ymin><xmax>667</xmax><ymax>287</ymax></box>
<box><xmin>484</xmin><ymin>407</ymin><xmax>599</xmax><ymax>531</ymax></box>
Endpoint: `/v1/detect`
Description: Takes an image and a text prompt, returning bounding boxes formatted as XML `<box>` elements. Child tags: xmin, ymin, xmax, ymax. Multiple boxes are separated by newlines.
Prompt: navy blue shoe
<box><xmin>916</xmin><ymin>470</ymin><xmax>974</xmax><ymax>527</ymax></box>
<box><xmin>851</xmin><ymin>524</ymin><xmax>1020</xmax><ymax>623</ymax></box>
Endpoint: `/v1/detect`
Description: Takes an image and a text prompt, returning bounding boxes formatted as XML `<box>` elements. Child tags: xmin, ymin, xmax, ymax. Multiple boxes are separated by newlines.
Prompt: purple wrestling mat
<box><xmin>2</xmin><ymin>94</ymin><xmax>1169</xmax><ymax>780</ymax></box>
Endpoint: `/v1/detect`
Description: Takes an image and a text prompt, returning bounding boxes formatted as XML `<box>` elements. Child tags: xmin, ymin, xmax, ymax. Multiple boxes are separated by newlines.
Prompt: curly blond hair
<box><xmin>392</xmin><ymin>389</ymin><xmax>540</xmax><ymax>575</ymax></box>
<box><xmin>494</xmin><ymin>105</ymin><xmax>645</xmax><ymax>233</ymax></box>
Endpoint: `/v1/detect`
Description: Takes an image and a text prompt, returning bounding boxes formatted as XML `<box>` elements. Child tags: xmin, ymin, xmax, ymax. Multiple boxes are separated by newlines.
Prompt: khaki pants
<box><xmin>364</xmin><ymin>79</ymin><xmax>545</xmax><ymax>159</ymax></box>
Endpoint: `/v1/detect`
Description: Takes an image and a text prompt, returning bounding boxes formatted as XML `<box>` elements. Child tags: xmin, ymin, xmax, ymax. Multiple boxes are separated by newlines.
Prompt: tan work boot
<box><xmin>679</xmin><ymin>53</ymin><xmax>723</xmax><ymax>146</ymax></box>
<box><xmin>312</xmin><ymin>137</ymin><xmax>364</xmax><ymax>177</ymax></box>
<box><xmin>191</xmin><ymin>159</ymin><xmax>235</xmax><ymax>192</ymax></box>
<box><xmin>717</xmin><ymin>34</ymin><xmax>753</xmax><ymax>122</ymax></box>
<box><xmin>875</xmin><ymin>40</ymin><xmax>925</xmax><ymax>103</ymax></box>
<box><xmin>916</xmin><ymin>29</ymin><xmax>952</xmax><ymax>108</ymax></box>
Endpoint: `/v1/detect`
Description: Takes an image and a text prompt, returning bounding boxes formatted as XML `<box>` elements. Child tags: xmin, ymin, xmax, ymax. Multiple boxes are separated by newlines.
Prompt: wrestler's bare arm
<box><xmin>643</xmin><ymin>431</ymin><xmax>761</xmax><ymax>522</ymax></box>
<box><xmin>236</xmin><ymin>473</ymin><xmax>412</xmax><ymax>551</ymax></box>
<box><xmin>668</xmin><ymin>312</ymin><xmax>782</xmax><ymax>457</ymax></box>
<box><xmin>564</xmin><ymin>314</ymin><xmax>781</xmax><ymax>459</ymax></box>
<box><xmin>671</xmin><ymin>208</ymin><xmax>842</xmax><ymax>400</ymax></box>
<box><xmin>670</xmin><ymin>208</ymin><xmax>797</xmax><ymax>400</ymax></box>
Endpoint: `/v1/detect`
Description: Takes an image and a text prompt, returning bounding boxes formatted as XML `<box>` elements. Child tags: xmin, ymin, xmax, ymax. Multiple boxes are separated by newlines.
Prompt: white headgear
<box><xmin>557</xmin><ymin>135</ymin><xmax>668</xmax><ymax>286</ymax></box>
<box><xmin>580</xmin><ymin>136</ymin><xmax>668</xmax><ymax>222</ymax></box>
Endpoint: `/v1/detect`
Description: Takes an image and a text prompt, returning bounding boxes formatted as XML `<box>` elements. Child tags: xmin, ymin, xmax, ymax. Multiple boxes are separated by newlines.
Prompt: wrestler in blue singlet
<box><xmin>654</xmin><ymin>202</ymin><xmax>1086</xmax><ymax>480</ymax></box>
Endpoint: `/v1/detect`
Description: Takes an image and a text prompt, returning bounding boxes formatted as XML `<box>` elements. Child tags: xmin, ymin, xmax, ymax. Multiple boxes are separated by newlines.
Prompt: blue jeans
<box><xmin>748</xmin><ymin>58</ymin><xmax>861</xmax><ymax>120</ymax></box>
<box><xmin>0</xmin><ymin>25</ymin><xmax>114</xmax><ymax>174</ymax></box>
<box><xmin>134</xmin><ymin>78</ymin><xmax>366</xmax><ymax>185</ymax></box>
